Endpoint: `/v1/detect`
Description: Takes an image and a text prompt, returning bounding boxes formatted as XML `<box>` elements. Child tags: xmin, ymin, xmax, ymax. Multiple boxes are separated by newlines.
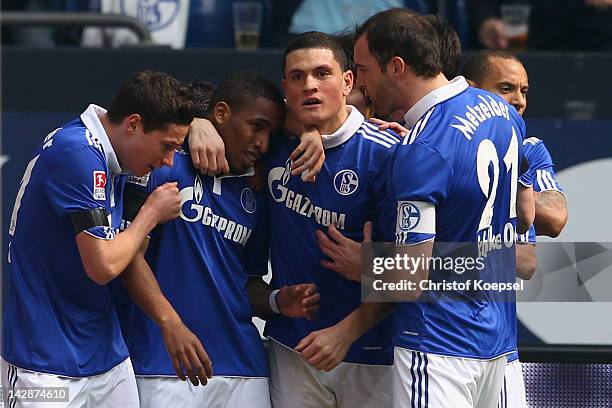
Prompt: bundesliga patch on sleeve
<box><xmin>93</xmin><ymin>171</ymin><xmax>106</xmax><ymax>200</ymax></box>
<box><xmin>396</xmin><ymin>201</ymin><xmax>435</xmax><ymax>234</ymax></box>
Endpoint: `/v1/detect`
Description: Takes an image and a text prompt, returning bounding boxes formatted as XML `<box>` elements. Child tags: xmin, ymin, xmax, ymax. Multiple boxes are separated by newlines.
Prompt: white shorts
<box><xmin>136</xmin><ymin>375</ymin><xmax>271</xmax><ymax>408</ymax></box>
<box><xmin>1</xmin><ymin>357</ymin><xmax>138</xmax><ymax>408</ymax></box>
<box><xmin>393</xmin><ymin>347</ymin><xmax>508</xmax><ymax>408</ymax></box>
<box><xmin>267</xmin><ymin>339</ymin><xmax>392</xmax><ymax>408</ymax></box>
<box><xmin>498</xmin><ymin>359</ymin><xmax>528</xmax><ymax>408</ymax></box>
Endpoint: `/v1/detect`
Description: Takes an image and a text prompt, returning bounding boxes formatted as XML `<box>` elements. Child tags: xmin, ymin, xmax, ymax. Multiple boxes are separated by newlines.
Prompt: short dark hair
<box><xmin>205</xmin><ymin>71</ymin><xmax>285</xmax><ymax>118</ymax></box>
<box><xmin>356</xmin><ymin>8</ymin><xmax>442</xmax><ymax>78</ymax></box>
<box><xmin>107</xmin><ymin>70</ymin><xmax>193</xmax><ymax>133</ymax></box>
<box><xmin>462</xmin><ymin>50</ymin><xmax>524</xmax><ymax>85</ymax></box>
<box><xmin>283</xmin><ymin>31</ymin><xmax>350</xmax><ymax>75</ymax></box>
<box><xmin>425</xmin><ymin>14</ymin><xmax>462</xmax><ymax>79</ymax></box>
<box><xmin>188</xmin><ymin>81</ymin><xmax>216</xmax><ymax>117</ymax></box>
<box><xmin>334</xmin><ymin>30</ymin><xmax>357</xmax><ymax>75</ymax></box>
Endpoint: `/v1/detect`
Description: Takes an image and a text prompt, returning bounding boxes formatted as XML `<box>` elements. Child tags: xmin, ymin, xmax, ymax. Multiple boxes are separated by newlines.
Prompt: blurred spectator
<box><xmin>469</xmin><ymin>0</ymin><xmax>612</xmax><ymax>50</ymax></box>
<box><xmin>287</xmin><ymin>0</ymin><xmax>408</xmax><ymax>35</ymax></box>
<box><xmin>272</xmin><ymin>0</ymin><xmax>469</xmax><ymax>48</ymax></box>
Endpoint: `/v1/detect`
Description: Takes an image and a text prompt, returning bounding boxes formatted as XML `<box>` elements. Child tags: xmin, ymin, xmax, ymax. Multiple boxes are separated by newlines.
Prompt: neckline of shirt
<box><xmin>80</xmin><ymin>104</ymin><xmax>122</xmax><ymax>175</ymax></box>
<box><xmin>321</xmin><ymin>105</ymin><xmax>364</xmax><ymax>149</ymax></box>
<box><xmin>403</xmin><ymin>76</ymin><xmax>469</xmax><ymax>129</ymax></box>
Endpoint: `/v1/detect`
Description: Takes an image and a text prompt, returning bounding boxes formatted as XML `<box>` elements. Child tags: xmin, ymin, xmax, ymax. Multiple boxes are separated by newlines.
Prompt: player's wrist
<box><xmin>156</xmin><ymin>312</ymin><xmax>183</xmax><ymax>329</ymax></box>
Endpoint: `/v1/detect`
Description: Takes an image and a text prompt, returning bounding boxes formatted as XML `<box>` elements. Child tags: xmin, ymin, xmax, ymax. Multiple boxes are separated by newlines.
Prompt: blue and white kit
<box><xmin>264</xmin><ymin>106</ymin><xmax>400</xmax><ymax>366</ymax></box>
<box><xmin>118</xmin><ymin>147</ymin><xmax>270</xmax><ymax>379</ymax></box>
<box><xmin>3</xmin><ymin>104</ymin><xmax>128</xmax><ymax>378</ymax></box>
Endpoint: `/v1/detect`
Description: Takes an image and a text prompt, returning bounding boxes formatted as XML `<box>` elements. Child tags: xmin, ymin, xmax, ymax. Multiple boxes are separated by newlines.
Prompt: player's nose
<box><xmin>162</xmin><ymin>150</ymin><xmax>174</xmax><ymax>167</ymax></box>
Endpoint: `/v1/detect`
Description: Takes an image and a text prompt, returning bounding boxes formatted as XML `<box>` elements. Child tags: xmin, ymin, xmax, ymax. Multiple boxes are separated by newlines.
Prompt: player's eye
<box><xmin>291</xmin><ymin>73</ymin><xmax>302</xmax><ymax>81</ymax></box>
<box><xmin>251</xmin><ymin>123</ymin><xmax>263</xmax><ymax>132</ymax></box>
<box><xmin>316</xmin><ymin>70</ymin><xmax>331</xmax><ymax>78</ymax></box>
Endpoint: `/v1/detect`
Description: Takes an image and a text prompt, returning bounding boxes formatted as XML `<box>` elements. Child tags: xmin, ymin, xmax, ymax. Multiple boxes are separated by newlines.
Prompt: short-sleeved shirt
<box><xmin>3</xmin><ymin>104</ymin><xmax>128</xmax><ymax>377</ymax></box>
<box><xmin>387</xmin><ymin>77</ymin><xmax>526</xmax><ymax>359</ymax></box>
<box><xmin>117</xmin><ymin>148</ymin><xmax>269</xmax><ymax>378</ymax></box>
<box><xmin>264</xmin><ymin>106</ymin><xmax>399</xmax><ymax>365</ymax></box>
<box><xmin>517</xmin><ymin>137</ymin><xmax>566</xmax><ymax>244</ymax></box>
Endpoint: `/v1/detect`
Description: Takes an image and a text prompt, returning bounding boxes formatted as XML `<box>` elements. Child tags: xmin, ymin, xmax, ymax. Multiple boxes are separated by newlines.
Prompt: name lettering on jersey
<box><xmin>127</xmin><ymin>173</ymin><xmax>150</xmax><ymax>187</ymax></box>
<box><xmin>333</xmin><ymin>169</ymin><xmax>359</xmax><ymax>196</ymax></box>
<box><xmin>477</xmin><ymin>223</ymin><xmax>515</xmax><ymax>258</ymax></box>
<box><xmin>180</xmin><ymin>175</ymin><xmax>252</xmax><ymax>246</ymax></box>
<box><xmin>451</xmin><ymin>95</ymin><xmax>510</xmax><ymax>140</ymax></box>
<box><xmin>268</xmin><ymin>160</ymin><xmax>346</xmax><ymax>230</ymax></box>
<box><xmin>93</xmin><ymin>171</ymin><xmax>106</xmax><ymax>200</ymax></box>
<box><xmin>241</xmin><ymin>188</ymin><xmax>257</xmax><ymax>213</ymax></box>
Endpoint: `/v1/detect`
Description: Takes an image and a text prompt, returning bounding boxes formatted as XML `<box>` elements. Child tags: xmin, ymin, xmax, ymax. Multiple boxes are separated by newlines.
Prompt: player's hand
<box><xmin>295</xmin><ymin>324</ymin><xmax>354</xmax><ymax>371</ymax></box>
<box><xmin>278</xmin><ymin>283</ymin><xmax>320</xmax><ymax>320</ymax></box>
<box><xmin>290</xmin><ymin>127</ymin><xmax>324</xmax><ymax>182</ymax></box>
<box><xmin>159</xmin><ymin>319</ymin><xmax>213</xmax><ymax>386</ymax></box>
<box><xmin>368</xmin><ymin>118</ymin><xmax>409</xmax><ymax>137</ymax></box>
<box><xmin>316</xmin><ymin>221</ymin><xmax>372</xmax><ymax>282</ymax></box>
<box><xmin>188</xmin><ymin>118</ymin><xmax>230</xmax><ymax>176</ymax></box>
<box><xmin>479</xmin><ymin>18</ymin><xmax>508</xmax><ymax>49</ymax></box>
<box><xmin>145</xmin><ymin>182</ymin><xmax>181</xmax><ymax>224</ymax></box>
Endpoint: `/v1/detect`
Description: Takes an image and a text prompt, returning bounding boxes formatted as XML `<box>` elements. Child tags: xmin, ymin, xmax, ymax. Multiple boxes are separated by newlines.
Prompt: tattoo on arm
<box><xmin>535</xmin><ymin>190</ymin><xmax>566</xmax><ymax>210</ymax></box>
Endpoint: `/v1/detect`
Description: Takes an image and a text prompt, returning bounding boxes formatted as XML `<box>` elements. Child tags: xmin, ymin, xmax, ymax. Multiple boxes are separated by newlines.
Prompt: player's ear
<box><xmin>342</xmin><ymin>69</ymin><xmax>354</xmax><ymax>97</ymax></box>
<box><xmin>213</xmin><ymin>101</ymin><xmax>231</xmax><ymax>126</ymax></box>
<box><xmin>125</xmin><ymin>114</ymin><xmax>142</xmax><ymax>135</ymax></box>
<box><xmin>389</xmin><ymin>56</ymin><xmax>406</xmax><ymax>78</ymax></box>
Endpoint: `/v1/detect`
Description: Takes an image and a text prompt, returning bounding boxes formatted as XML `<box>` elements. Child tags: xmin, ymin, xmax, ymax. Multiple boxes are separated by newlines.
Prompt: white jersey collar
<box><xmin>215</xmin><ymin>167</ymin><xmax>255</xmax><ymax>179</ymax></box>
<box><xmin>80</xmin><ymin>104</ymin><xmax>122</xmax><ymax>175</ymax></box>
<box><xmin>403</xmin><ymin>76</ymin><xmax>469</xmax><ymax>129</ymax></box>
<box><xmin>321</xmin><ymin>105</ymin><xmax>363</xmax><ymax>149</ymax></box>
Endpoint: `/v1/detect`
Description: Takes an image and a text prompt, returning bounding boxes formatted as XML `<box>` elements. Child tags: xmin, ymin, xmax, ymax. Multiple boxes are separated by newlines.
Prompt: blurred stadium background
<box><xmin>2</xmin><ymin>1</ymin><xmax>612</xmax><ymax>406</ymax></box>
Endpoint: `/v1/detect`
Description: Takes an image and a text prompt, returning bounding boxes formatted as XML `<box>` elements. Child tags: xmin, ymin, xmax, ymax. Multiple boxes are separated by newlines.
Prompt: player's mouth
<box><xmin>245</xmin><ymin>151</ymin><xmax>259</xmax><ymax>164</ymax></box>
<box><xmin>302</xmin><ymin>97</ymin><xmax>322</xmax><ymax>108</ymax></box>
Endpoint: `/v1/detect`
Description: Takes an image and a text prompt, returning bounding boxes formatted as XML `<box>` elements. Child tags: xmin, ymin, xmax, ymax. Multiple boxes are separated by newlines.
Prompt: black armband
<box><xmin>123</xmin><ymin>184</ymin><xmax>150</xmax><ymax>223</ymax></box>
<box><xmin>71</xmin><ymin>208</ymin><xmax>109</xmax><ymax>234</ymax></box>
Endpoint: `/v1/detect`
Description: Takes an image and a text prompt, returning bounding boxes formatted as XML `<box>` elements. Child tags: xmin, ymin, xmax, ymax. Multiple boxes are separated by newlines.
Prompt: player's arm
<box><xmin>533</xmin><ymin>190</ymin><xmax>567</xmax><ymax>237</ymax></box>
<box><xmin>295</xmin><ymin>302</ymin><xmax>395</xmax><ymax>371</ymax></box>
<box><xmin>75</xmin><ymin>182</ymin><xmax>180</xmax><ymax>285</ymax></box>
<box><xmin>121</xmin><ymin>243</ymin><xmax>213</xmax><ymax>386</ymax></box>
<box><xmin>516</xmin><ymin>243</ymin><xmax>537</xmax><ymax>280</ymax></box>
<box><xmin>516</xmin><ymin>184</ymin><xmax>535</xmax><ymax>235</ymax></box>
<box><xmin>524</xmin><ymin>140</ymin><xmax>567</xmax><ymax>237</ymax></box>
<box><xmin>119</xmin><ymin>178</ymin><xmax>213</xmax><ymax>385</ymax></box>
<box><xmin>188</xmin><ymin>116</ymin><xmax>324</xmax><ymax>181</ymax></box>
<box><xmin>247</xmin><ymin>277</ymin><xmax>320</xmax><ymax>320</ymax></box>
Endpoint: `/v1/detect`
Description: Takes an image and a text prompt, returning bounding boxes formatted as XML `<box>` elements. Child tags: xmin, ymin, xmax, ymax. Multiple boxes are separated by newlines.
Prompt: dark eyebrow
<box><xmin>251</xmin><ymin>117</ymin><xmax>273</xmax><ymax>127</ymax></box>
<box><xmin>288</xmin><ymin>64</ymin><xmax>334</xmax><ymax>75</ymax></box>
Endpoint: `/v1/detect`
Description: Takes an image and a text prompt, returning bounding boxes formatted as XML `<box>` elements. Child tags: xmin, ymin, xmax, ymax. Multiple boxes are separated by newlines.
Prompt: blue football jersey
<box><xmin>264</xmin><ymin>107</ymin><xmax>399</xmax><ymax>365</ymax></box>
<box><xmin>517</xmin><ymin>137</ymin><xmax>565</xmax><ymax>245</ymax></box>
<box><xmin>3</xmin><ymin>105</ymin><xmax>128</xmax><ymax>377</ymax></box>
<box><xmin>118</xmin><ymin>148</ymin><xmax>269</xmax><ymax>378</ymax></box>
<box><xmin>388</xmin><ymin>77</ymin><xmax>525</xmax><ymax>359</ymax></box>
